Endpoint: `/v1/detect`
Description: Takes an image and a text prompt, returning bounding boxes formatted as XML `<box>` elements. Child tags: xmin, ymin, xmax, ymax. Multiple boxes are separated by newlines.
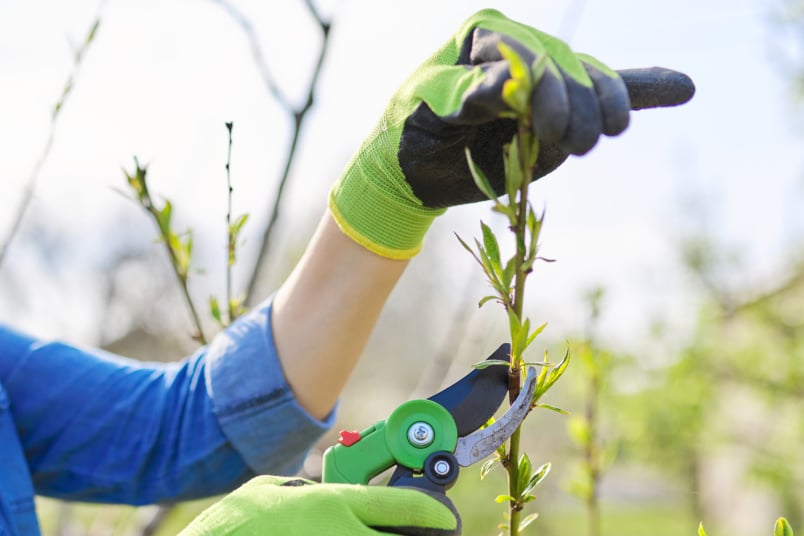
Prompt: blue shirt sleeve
<box><xmin>0</xmin><ymin>299</ymin><xmax>334</xmax><ymax>505</ymax></box>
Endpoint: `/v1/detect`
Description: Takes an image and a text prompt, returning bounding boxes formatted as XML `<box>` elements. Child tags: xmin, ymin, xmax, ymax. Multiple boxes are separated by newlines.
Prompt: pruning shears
<box><xmin>322</xmin><ymin>343</ymin><xmax>536</xmax><ymax>496</ymax></box>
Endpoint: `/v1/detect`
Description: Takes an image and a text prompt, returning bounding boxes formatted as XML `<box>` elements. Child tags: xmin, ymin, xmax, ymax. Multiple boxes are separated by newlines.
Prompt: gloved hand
<box><xmin>329</xmin><ymin>8</ymin><xmax>693</xmax><ymax>259</ymax></box>
<box><xmin>179</xmin><ymin>476</ymin><xmax>461</xmax><ymax>536</ymax></box>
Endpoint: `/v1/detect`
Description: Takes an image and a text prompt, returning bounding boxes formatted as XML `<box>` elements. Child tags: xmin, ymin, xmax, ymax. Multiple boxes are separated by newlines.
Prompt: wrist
<box><xmin>330</xmin><ymin>127</ymin><xmax>445</xmax><ymax>259</ymax></box>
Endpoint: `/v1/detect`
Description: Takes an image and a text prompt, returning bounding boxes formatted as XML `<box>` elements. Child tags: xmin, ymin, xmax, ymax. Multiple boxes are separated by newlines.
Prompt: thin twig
<box><xmin>557</xmin><ymin>0</ymin><xmax>589</xmax><ymax>42</ymax></box>
<box><xmin>209</xmin><ymin>0</ymin><xmax>290</xmax><ymax>109</ymax></box>
<box><xmin>246</xmin><ymin>1</ymin><xmax>331</xmax><ymax>303</ymax></box>
<box><xmin>225</xmin><ymin>122</ymin><xmax>235</xmax><ymax>322</ymax></box>
<box><xmin>581</xmin><ymin>290</ymin><xmax>604</xmax><ymax>536</ymax></box>
<box><xmin>506</xmin><ymin>124</ymin><xmax>533</xmax><ymax>536</ymax></box>
<box><xmin>125</xmin><ymin>159</ymin><xmax>208</xmax><ymax>344</ymax></box>
<box><xmin>0</xmin><ymin>12</ymin><xmax>103</xmax><ymax>269</ymax></box>
<box><xmin>210</xmin><ymin>0</ymin><xmax>332</xmax><ymax>304</ymax></box>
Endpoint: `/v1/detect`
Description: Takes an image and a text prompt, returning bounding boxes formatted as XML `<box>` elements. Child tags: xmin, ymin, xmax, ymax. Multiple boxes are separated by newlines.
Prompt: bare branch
<box><xmin>0</xmin><ymin>11</ymin><xmax>103</xmax><ymax>270</ymax></box>
<box><xmin>245</xmin><ymin>0</ymin><xmax>332</xmax><ymax>304</ymax></box>
<box><xmin>209</xmin><ymin>0</ymin><xmax>291</xmax><ymax>109</ymax></box>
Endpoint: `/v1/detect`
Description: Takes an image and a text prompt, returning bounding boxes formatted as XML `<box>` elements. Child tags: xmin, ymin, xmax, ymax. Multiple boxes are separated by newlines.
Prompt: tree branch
<box><xmin>211</xmin><ymin>0</ymin><xmax>333</xmax><ymax>305</ymax></box>
<box><xmin>0</xmin><ymin>11</ymin><xmax>103</xmax><ymax>270</ymax></box>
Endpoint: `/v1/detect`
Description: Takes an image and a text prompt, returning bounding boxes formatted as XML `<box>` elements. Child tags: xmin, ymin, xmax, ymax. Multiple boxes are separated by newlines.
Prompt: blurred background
<box><xmin>1</xmin><ymin>0</ymin><xmax>803</xmax><ymax>534</ymax></box>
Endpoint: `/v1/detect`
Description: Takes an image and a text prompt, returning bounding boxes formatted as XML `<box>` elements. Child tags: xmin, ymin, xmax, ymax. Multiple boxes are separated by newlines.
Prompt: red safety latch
<box><xmin>338</xmin><ymin>430</ymin><xmax>361</xmax><ymax>447</ymax></box>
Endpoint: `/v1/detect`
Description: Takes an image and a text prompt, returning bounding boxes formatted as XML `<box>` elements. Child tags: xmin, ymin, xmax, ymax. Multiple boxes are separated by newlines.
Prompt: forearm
<box><xmin>272</xmin><ymin>210</ymin><xmax>409</xmax><ymax>420</ymax></box>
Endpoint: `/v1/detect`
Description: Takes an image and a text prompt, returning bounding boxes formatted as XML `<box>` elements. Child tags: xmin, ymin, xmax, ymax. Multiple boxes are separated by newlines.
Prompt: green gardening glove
<box><xmin>329</xmin><ymin>8</ymin><xmax>694</xmax><ymax>259</ymax></box>
<box><xmin>179</xmin><ymin>476</ymin><xmax>461</xmax><ymax>536</ymax></box>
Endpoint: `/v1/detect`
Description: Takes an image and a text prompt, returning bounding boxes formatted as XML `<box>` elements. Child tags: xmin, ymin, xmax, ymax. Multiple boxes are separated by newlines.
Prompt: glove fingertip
<box><xmin>619</xmin><ymin>67</ymin><xmax>696</xmax><ymax>109</ymax></box>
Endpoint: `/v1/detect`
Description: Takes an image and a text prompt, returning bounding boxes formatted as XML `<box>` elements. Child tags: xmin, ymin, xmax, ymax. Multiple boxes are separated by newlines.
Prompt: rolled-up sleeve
<box><xmin>205</xmin><ymin>299</ymin><xmax>335</xmax><ymax>475</ymax></box>
<box><xmin>0</xmin><ymin>298</ymin><xmax>334</xmax><ymax>505</ymax></box>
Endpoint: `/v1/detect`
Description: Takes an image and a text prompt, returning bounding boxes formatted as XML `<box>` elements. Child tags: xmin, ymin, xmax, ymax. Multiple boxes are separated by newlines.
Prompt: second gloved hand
<box><xmin>329</xmin><ymin>8</ymin><xmax>693</xmax><ymax>259</ymax></box>
<box><xmin>179</xmin><ymin>476</ymin><xmax>461</xmax><ymax>536</ymax></box>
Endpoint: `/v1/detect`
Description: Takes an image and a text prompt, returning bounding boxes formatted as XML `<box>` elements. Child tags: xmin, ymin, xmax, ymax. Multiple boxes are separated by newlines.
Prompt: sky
<box><xmin>0</xmin><ymin>0</ymin><xmax>802</xmax><ymax>351</ymax></box>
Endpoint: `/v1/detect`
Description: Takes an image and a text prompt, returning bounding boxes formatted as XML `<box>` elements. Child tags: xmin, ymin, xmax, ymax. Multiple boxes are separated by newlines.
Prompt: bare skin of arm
<box><xmin>271</xmin><ymin>210</ymin><xmax>409</xmax><ymax>420</ymax></box>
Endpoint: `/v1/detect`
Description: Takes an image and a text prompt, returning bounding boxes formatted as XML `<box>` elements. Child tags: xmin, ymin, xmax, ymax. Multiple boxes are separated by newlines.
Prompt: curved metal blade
<box><xmin>427</xmin><ymin>343</ymin><xmax>510</xmax><ymax>436</ymax></box>
<box><xmin>453</xmin><ymin>367</ymin><xmax>537</xmax><ymax>467</ymax></box>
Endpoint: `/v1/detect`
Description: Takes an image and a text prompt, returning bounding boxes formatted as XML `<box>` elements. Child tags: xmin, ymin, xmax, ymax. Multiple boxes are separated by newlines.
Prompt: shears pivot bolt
<box><xmin>407</xmin><ymin>422</ymin><xmax>434</xmax><ymax>447</ymax></box>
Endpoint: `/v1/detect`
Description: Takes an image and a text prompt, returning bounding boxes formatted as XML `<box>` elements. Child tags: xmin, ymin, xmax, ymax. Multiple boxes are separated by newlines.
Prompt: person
<box><xmin>0</xmin><ymin>9</ymin><xmax>693</xmax><ymax>536</ymax></box>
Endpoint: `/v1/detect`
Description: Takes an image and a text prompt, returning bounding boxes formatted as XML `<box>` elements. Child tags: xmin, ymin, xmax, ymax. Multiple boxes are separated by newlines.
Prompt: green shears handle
<box><xmin>322</xmin><ymin>399</ymin><xmax>458</xmax><ymax>485</ymax></box>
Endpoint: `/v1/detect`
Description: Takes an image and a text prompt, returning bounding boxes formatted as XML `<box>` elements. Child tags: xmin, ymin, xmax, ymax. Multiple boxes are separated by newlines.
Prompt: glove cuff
<box><xmin>329</xmin><ymin>133</ymin><xmax>446</xmax><ymax>260</ymax></box>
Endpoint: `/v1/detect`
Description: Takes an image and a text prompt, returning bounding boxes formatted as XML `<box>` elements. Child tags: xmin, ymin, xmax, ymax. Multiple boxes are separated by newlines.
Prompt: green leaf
<box><xmin>495</xmin><ymin>494</ymin><xmax>516</xmax><ymax>504</ymax></box>
<box><xmin>181</xmin><ymin>233</ymin><xmax>194</xmax><ymax>274</ymax></box>
<box><xmin>535</xmin><ymin>403</ymin><xmax>570</xmax><ymax>415</ymax></box>
<box><xmin>85</xmin><ymin>19</ymin><xmax>101</xmax><ymax>46</ymax></box>
<box><xmin>507</xmin><ymin>308</ymin><xmax>522</xmax><ymax>340</ymax></box>
<box><xmin>491</xmin><ymin>201</ymin><xmax>516</xmax><ymax>220</ymax></box>
<box><xmin>543</xmin><ymin>348</ymin><xmax>570</xmax><ymax>393</ymax></box>
<box><xmin>170</xmin><ymin>232</ymin><xmax>192</xmax><ymax>277</ymax></box>
<box><xmin>209</xmin><ymin>296</ymin><xmax>222</xmax><ymax>325</ymax></box>
<box><xmin>502</xmin><ymin>78</ymin><xmax>529</xmax><ymax>115</ymax></box>
<box><xmin>475</xmin><ymin>238</ymin><xmax>496</xmax><ymax>280</ymax></box>
<box><xmin>526</xmin><ymin>208</ymin><xmax>541</xmax><ymax>261</ymax></box>
<box><xmin>776</xmin><ymin>518</ymin><xmax>794</xmax><ymax>536</ymax></box>
<box><xmin>465</xmin><ymin>147</ymin><xmax>498</xmax><ymax>201</ymax></box>
<box><xmin>501</xmin><ymin>258</ymin><xmax>516</xmax><ymax>290</ymax></box>
<box><xmin>521</xmin><ymin>462</ymin><xmax>551</xmax><ymax>498</ymax></box>
<box><xmin>481</xmin><ymin>222</ymin><xmax>501</xmax><ymax>273</ymax></box>
<box><xmin>698</xmin><ymin>522</ymin><xmax>708</xmax><ymax>536</ymax></box>
<box><xmin>230</xmin><ymin>213</ymin><xmax>249</xmax><ymax>236</ymax></box>
<box><xmin>532</xmin><ymin>349</ymin><xmax>555</xmax><ymax>401</ymax></box>
<box><xmin>498</xmin><ymin>42</ymin><xmax>530</xmax><ymax>83</ymax></box>
<box><xmin>514</xmin><ymin>317</ymin><xmax>531</xmax><ymax>358</ymax></box>
<box><xmin>166</xmin><ymin>232</ymin><xmax>180</xmax><ymax>253</ymax></box>
<box><xmin>504</xmin><ymin>135</ymin><xmax>523</xmax><ymax>200</ymax></box>
<box><xmin>478</xmin><ymin>295</ymin><xmax>499</xmax><ymax>308</ymax></box>
<box><xmin>528</xmin><ymin>136</ymin><xmax>540</xmax><ymax>169</ymax></box>
<box><xmin>519</xmin><ymin>513</ymin><xmax>540</xmax><ymax>531</ymax></box>
<box><xmin>475</xmin><ymin>242</ymin><xmax>508</xmax><ymax>298</ymax></box>
<box><xmin>158</xmin><ymin>200</ymin><xmax>172</xmax><ymax>232</ymax></box>
<box><xmin>517</xmin><ymin>453</ymin><xmax>533</xmax><ymax>496</ymax></box>
<box><xmin>228</xmin><ymin>298</ymin><xmax>246</xmax><ymax>322</ymax></box>
<box><xmin>534</xmin><ymin>355</ymin><xmax>549</xmax><ymax>396</ymax></box>
<box><xmin>524</xmin><ymin>322</ymin><xmax>548</xmax><ymax>350</ymax></box>
<box><xmin>125</xmin><ymin>169</ymin><xmax>144</xmax><ymax>198</ymax></box>
<box><xmin>455</xmin><ymin>233</ymin><xmax>484</xmax><ymax>270</ymax></box>
<box><xmin>529</xmin><ymin>207</ymin><xmax>544</xmax><ymax>236</ymax></box>
<box><xmin>186</xmin><ymin>233</ymin><xmax>194</xmax><ymax>257</ymax></box>
<box><xmin>498</xmin><ymin>42</ymin><xmax>531</xmax><ymax>115</ymax></box>
<box><xmin>480</xmin><ymin>458</ymin><xmax>500</xmax><ymax>480</ymax></box>
<box><xmin>472</xmin><ymin>359</ymin><xmax>511</xmax><ymax>370</ymax></box>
